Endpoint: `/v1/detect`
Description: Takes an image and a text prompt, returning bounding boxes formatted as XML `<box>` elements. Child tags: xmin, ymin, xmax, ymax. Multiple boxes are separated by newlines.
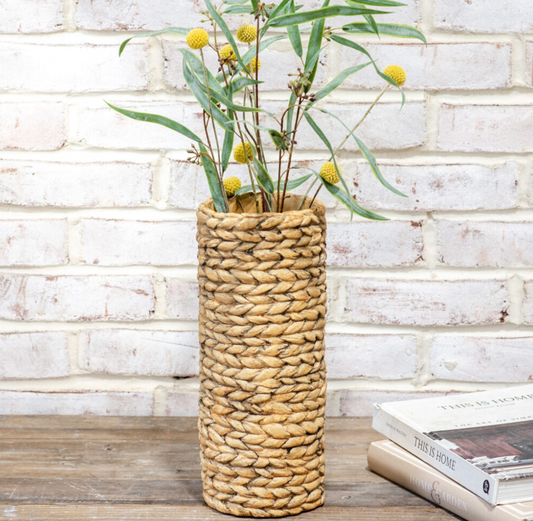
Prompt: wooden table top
<box><xmin>0</xmin><ymin>416</ymin><xmax>460</xmax><ymax>520</ymax></box>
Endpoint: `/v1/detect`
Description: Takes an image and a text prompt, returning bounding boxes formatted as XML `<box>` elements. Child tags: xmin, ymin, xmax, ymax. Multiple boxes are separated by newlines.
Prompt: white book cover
<box><xmin>368</xmin><ymin>440</ymin><xmax>533</xmax><ymax>521</ymax></box>
<box><xmin>372</xmin><ymin>384</ymin><xmax>533</xmax><ymax>505</ymax></box>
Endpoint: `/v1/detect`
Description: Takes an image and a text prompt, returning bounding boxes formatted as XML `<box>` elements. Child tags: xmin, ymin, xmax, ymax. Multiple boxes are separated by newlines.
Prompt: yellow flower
<box><xmin>186</xmin><ymin>28</ymin><xmax>209</xmax><ymax>50</ymax></box>
<box><xmin>246</xmin><ymin>56</ymin><xmax>261</xmax><ymax>74</ymax></box>
<box><xmin>237</xmin><ymin>24</ymin><xmax>257</xmax><ymax>43</ymax></box>
<box><xmin>383</xmin><ymin>65</ymin><xmax>406</xmax><ymax>86</ymax></box>
<box><xmin>233</xmin><ymin>142</ymin><xmax>255</xmax><ymax>164</ymax></box>
<box><xmin>219</xmin><ymin>44</ymin><xmax>236</xmax><ymax>62</ymax></box>
<box><xmin>320</xmin><ymin>162</ymin><xmax>341</xmax><ymax>184</ymax></box>
<box><xmin>223</xmin><ymin>176</ymin><xmax>242</xmax><ymax>196</ymax></box>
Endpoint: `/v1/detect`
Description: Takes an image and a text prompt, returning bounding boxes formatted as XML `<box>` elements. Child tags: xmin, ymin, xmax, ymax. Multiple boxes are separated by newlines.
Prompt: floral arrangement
<box><xmin>109</xmin><ymin>0</ymin><xmax>425</xmax><ymax>218</ymax></box>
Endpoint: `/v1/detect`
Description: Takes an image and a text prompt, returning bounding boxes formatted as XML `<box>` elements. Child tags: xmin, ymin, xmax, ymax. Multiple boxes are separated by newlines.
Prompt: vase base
<box><xmin>203</xmin><ymin>489</ymin><xmax>325</xmax><ymax>518</ymax></box>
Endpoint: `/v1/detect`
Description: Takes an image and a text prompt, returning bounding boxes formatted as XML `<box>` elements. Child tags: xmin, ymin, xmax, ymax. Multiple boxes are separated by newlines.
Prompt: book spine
<box><xmin>367</xmin><ymin>443</ymin><xmax>516</xmax><ymax>521</ymax></box>
<box><xmin>373</xmin><ymin>407</ymin><xmax>499</xmax><ymax>505</ymax></box>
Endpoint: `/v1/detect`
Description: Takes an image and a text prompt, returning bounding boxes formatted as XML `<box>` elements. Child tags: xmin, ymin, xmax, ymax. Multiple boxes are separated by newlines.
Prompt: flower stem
<box><xmin>332</xmin><ymin>84</ymin><xmax>390</xmax><ymax>158</ymax></box>
<box><xmin>297</xmin><ymin>177</ymin><xmax>318</xmax><ymax>211</ymax></box>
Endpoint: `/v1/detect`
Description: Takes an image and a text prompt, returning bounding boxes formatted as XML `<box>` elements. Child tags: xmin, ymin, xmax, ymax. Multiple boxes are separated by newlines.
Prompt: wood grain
<box><xmin>0</xmin><ymin>416</ymin><xmax>459</xmax><ymax>520</ymax></box>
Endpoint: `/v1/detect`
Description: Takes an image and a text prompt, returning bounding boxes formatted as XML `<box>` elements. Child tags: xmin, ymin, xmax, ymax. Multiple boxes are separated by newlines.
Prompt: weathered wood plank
<box><xmin>0</xmin><ymin>504</ymin><xmax>460</xmax><ymax>520</ymax></box>
<box><xmin>0</xmin><ymin>480</ymin><xmax>421</xmax><ymax>506</ymax></box>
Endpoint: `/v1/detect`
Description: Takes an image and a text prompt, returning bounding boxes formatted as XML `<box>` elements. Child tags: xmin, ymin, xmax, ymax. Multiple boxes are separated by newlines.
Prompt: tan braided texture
<box><xmin>196</xmin><ymin>195</ymin><xmax>328</xmax><ymax>518</ymax></box>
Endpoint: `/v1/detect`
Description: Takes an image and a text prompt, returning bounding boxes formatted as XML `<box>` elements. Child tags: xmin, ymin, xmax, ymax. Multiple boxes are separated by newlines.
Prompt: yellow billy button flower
<box><xmin>248</xmin><ymin>57</ymin><xmax>261</xmax><ymax>74</ymax></box>
<box><xmin>186</xmin><ymin>28</ymin><xmax>209</xmax><ymax>50</ymax></box>
<box><xmin>320</xmin><ymin>162</ymin><xmax>341</xmax><ymax>184</ymax></box>
<box><xmin>233</xmin><ymin>142</ymin><xmax>255</xmax><ymax>164</ymax></box>
<box><xmin>237</xmin><ymin>24</ymin><xmax>257</xmax><ymax>43</ymax></box>
<box><xmin>219</xmin><ymin>44</ymin><xmax>236</xmax><ymax>62</ymax></box>
<box><xmin>383</xmin><ymin>64</ymin><xmax>406</xmax><ymax>86</ymax></box>
<box><xmin>223</xmin><ymin>176</ymin><xmax>241</xmax><ymax>196</ymax></box>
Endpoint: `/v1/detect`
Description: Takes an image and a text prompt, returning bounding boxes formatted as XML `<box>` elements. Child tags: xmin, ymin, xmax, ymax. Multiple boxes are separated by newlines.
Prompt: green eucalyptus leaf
<box><xmin>268</xmin><ymin>129</ymin><xmax>289</xmax><ymax>151</ymax></box>
<box><xmin>224</xmin><ymin>0</ymin><xmax>250</xmax><ymax>5</ymax></box>
<box><xmin>342</xmin><ymin>22</ymin><xmax>426</xmax><ymax>43</ymax></box>
<box><xmin>363</xmin><ymin>14</ymin><xmax>380</xmax><ymax>36</ymax></box>
<box><xmin>287</xmin><ymin>0</ymin><xmax>303</xmax><ymax>57</ymax></box>
<box><xmin>222</xmin><ymin>86</ymin><xmax>234</xmax><ymax>173</ymax></box>
<box><xmin>314</xmin><ymin>172</ymin><xmax>388</xmax><ymax>220</ymax></box>
<box><xmin>200</xmin><ymin>144</ymin><xmax>228</xmax><ymax>212</ymax></box>
<box><xmin>179</xmin><ymin>48</ymin><xmax>224</xmax><ymax>94</ymax></box>
<box><xmin>226</xmin><ymin>77</ymin><xmax>263</xmax><ymax>94</ymax></box>
<box><xmin>118</xmin><ymin>27</ymin><xmax>188</xmax><ymax>57</ymax></box>
<box><xmin>346</xmin><ymin>0</ymin><xmax>405</xmax><ymax>7</ymax></box>
<box><xmin>304</xmin><ymin>0</ymin><xmax>329</xmax><ymax>93</ymax></box>
<box><xmin>182</xmin><ymin>56</ymin><xmax>233</xmax><ymax>130</ymax></box>
<box><xmin>105</xmin><ymin>101</ymin><xmax>202</xmax><ymax>143</ymax></box>
<box><xmin>224</xmin><ymin>5</ymin><xmax>253</xmax><ymax>13</ymax></box>
<box><xmin>312</xmin><ymin>61</ymin><xmax>372</xmax><ymax>101</ymax></box>
<box><xmin>269</xmin><ymin>5</ymin><xmax>390</xmax><ymax>27</ymax></box>
<box><xmin>253</xmin><ymin>158</ymin><xmax>275</xmax><ymax>194</ymax></box>
<box><xmin>204</xmin><ymin>0</ymin><xmax>250</xmax><ymax>73</ymax></box>
<box><xmin>352</xmin><ymin>135</ymin><xmax>406</xmax><ymax>196</ymax></box>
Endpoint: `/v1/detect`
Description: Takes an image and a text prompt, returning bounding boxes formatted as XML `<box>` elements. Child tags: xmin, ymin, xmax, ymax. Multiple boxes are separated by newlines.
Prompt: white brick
<box><xmin>344</xmin><ymin>279</ymin><xmax>509</xmax><ymax>326</ymax></box>
<box><xmin>527</xmin><ymin>41</ymin><xmax>533</xmax><ymax>88</ymax></box>
<box><xmin>0</xmin><ymin>276</ymin><xmax>154</xmax><ymax>321</ymax></box>
<box><xmin>76</xmin><ymin>0</ymin><xmax>240</xmax><ymax>30</ymax></box>
<box><xmin>0</xmin><ymin>390</ymin><xmax>153</xmax><ymax>415</ymax></box>
<box><xmin>523</xmin><ymin>283</ymin><xmax>533</xmax><ymax>325</ymax></box>
<box><xmin>0</xmin><ymin>161</ymin><xmax>153</xmax><ymax>208</ymax></box>
<box><xmin>166</xmin><ymin>280</ymin><xmax>199</xmax><ymax>321</ymax></box>
<box><xmin>274</xmin><ymin>101</ymin><xmax>426</xmax><ymax>151</ymax></box>
<box><xmin>81</xmin><ymin>219</ymin><xmax>197</xmax><ymax>266</ymax></box>
<box><xmin>0</xmin><ymin>219</ymin><xmax>68</xmax><ymax>266</ymax></box>
<box><xmin>438</xmin><ymin>105</ymin><xmax>533</xmax><ymax>153</ymax></box>
<box><xmin>0</xmin><ymin>0</ymin><xmax>62</xmax><ymax>33</ymax></box>
<box><xmin>0</xmin><ymin>44</ymin><xmax>149</xmax><ymax>92</ymax></box>
<box><xmin>338</xmin><ymin>390</ymin><xmax>446</xmax><ymax>417</ymax></box>
<box><xmin>344</xmin><ymin>43</ymin><xmax>511</xmax><ymax>90</ymax></box>
<box><xmin>80</xmin><ymin>330</ymin><xmax>199</xmax><ymax>376</ymax></box>
<box><xmin>165</xmin><ymin>390</ymin><xmax>199</xmax><ymax>416</ymax></box>
<box><xmin>438</xmin><ymin>221</ymin><xmax>533</xmax><ymax>268</ymax></box>
<box><xmin>353</xmin><ymin>162</ymin><xmax>518</xmax><ymax>212</ymax></box>
<box><xmin>435</xmin><ymin>0</ymin><xmax>533</xmax><ymax>33</ymax></box>
<box><xmin>74</xmin><ymin>102</ymin><xmax>202</xmax><ymax>150</ymax></box>
<box><xmin>0</xmin><ymin>103</ymin><xmax>65</xmax><ymax>151</ymax></box>
<box><xmin>326</xmin><ymin>334</ymin><xmax>416</xmax><ymax>379</ymax></box>
<box><xmin>0</xmin><ymin>332</ymin><xmax>69</xmax><ymax>379</ymax></box>
<box><xmin>327</xmin><ymin>221</ymin><xmax>422</xmax><ymax>268</ymax></box>
<box><xmin>431</xmin><ymin>336</ymin><xmax>533</xmax><ymax>383</ymax></box>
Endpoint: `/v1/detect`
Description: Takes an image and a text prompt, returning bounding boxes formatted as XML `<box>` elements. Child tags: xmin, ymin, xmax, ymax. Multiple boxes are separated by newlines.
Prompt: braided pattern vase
<box><xmin>196</xmin><ymin>194</ymin><xmax>328</xmax><ymax>518</ymax></box>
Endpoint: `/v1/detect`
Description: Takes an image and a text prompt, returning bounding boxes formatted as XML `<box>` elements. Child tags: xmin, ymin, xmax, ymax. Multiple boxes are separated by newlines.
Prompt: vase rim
<box><xmin>198</xmin><ymin>193</ymin><xmax>327</xmax><ymax>219</ymax></box>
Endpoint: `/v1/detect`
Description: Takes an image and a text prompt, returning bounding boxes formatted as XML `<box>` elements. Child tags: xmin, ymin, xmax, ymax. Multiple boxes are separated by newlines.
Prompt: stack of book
<box><xmin>369</xmin><ymin>384</ymin><xmax>533</xmax><ymax>521</ymax></box>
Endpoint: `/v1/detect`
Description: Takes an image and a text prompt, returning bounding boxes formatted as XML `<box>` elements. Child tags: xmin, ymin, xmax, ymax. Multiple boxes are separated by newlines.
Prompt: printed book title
<box><xmin>437</xmin><ymin>392</ymin><xmax>533</xmax><ymax>411</ymax></box>
<box><xmin>413</xmin><ymin>436</ymin><xmax>457</xmax><ymax>471</ymax></box>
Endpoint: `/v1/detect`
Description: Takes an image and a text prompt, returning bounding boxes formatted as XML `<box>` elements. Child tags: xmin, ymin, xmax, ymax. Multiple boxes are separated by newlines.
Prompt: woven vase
<box><xmin>196</xmin><ymin>193</ymin><xmax>328</xmax><ymax>518</ymax></box>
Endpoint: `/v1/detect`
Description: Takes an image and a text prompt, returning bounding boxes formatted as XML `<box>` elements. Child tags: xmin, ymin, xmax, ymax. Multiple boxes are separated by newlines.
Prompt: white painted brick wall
<box><xmin>0</xmin><ymin>103</ymin><xmax>65</xmax><ymax>150</ymax></box>
<box><xmin>1</xmin><ymin>0</ymin><xmax>533</xmax><ymax>416</ymax></box>
<box><xmin>81</xmin><ymin>219</ymin><xmax>197</xmax><ymax>266</ymax></box>
<box><xmin>0</xmin><ymin>44</ymin><xmax>149</xmax><ymax>92</ymax></box>
<box><xmin>0</xmin><ymin>219</ymin><xmax>68</xmax><ymax>266</ymax></box>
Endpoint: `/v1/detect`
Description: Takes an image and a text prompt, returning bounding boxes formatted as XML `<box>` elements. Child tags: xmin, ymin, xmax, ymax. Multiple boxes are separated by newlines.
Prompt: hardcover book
<box><xmin>368</xmin><ymin>440</ymin><xmax>533</xmax><ymax>521</ymax></box>
<box><xmin>373</xmin><ymin>384</ymin><xmax>533</xmax><ymax>505</ymax></box>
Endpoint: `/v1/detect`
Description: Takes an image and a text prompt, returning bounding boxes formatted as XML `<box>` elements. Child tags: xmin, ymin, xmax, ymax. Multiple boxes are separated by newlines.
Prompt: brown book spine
<box><xmin>368</xmin><ymin>441</ymin><xmax>524</xmax><ymax>521</ymax></box>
